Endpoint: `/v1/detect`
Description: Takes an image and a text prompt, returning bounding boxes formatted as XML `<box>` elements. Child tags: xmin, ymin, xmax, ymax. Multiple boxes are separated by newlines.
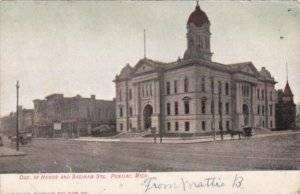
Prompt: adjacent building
<box><xmin>114</xmin><ymin>3</ymin><xmax>277</xmax><ymax>133</ymax></box>
<box><xmin>0</xmin><ymin>107</ymin><xmax>34</xmax><ymax>135</ymax></box>
<box><xmin>33</xmin><ymin>94</ymin><xmax>116</xmax><ymax>137</ymax></box>
<box><xmin>276</xmin><ymin>81</ymin><xmax>296</xmax><ymax>129</ymax></box>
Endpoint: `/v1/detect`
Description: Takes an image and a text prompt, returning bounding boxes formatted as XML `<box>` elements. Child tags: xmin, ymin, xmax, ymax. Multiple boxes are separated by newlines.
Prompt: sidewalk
<box><xmin>0</xmin><ymin>146</ymin><xmax>27</xmax><ymax>157</ymax></box>
<box><xmin>73</xmin><ymin>130</ymin><xmax>300</xmax><ymax>144</ymax></box>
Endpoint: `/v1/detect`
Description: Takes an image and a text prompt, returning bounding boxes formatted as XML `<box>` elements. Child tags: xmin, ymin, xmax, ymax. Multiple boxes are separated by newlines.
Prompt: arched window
<box><xmin>184</xmin><ymin>78</ymin><xmax>189</xmax><ymax>92</ymax></box>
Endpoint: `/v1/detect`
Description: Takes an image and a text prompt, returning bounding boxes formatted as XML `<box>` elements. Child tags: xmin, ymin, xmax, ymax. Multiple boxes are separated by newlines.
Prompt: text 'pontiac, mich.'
<box><xmin>19</xmin><ymin>173</ymin><xmax>148</xmax><ymax>181</ymax></box>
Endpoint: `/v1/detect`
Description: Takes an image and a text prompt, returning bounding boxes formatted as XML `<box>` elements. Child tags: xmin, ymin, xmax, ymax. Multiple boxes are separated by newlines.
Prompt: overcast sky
<box><xmin>0</xmin><ymin>1</ymin><xmax>299</xmax><ymax>116</ymax></box>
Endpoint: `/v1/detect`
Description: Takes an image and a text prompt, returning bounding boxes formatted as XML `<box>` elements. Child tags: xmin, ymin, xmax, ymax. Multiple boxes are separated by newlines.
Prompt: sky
<box><xmin>0</xmin><ymin>1</ymin><xmax>299</xmax><ymax>116</ymax></box>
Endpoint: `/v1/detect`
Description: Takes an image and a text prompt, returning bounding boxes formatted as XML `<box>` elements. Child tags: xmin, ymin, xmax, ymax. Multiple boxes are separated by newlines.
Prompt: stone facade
<box><xmin>114</xmin><ymin>3</ymin><xmax>277</xmax><ymax>133</ymax></box>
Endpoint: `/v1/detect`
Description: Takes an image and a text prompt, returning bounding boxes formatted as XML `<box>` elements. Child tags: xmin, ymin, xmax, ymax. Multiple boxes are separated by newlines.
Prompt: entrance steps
<box><xmin>252</xmin><ymin>127</ymin><xmax>272</xmax><ymax>135</ymax></box>
<box><xmin>114</xmin><ymin>131</ymin><xmax>149</xmax><ymax>139</ymax></box>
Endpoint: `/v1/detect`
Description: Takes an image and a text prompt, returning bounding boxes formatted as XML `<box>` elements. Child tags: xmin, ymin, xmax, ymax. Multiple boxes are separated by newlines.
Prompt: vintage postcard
<box><xmin>0</xmin><ymin>1</ymin><xmax>299</xmax><ymax>193</ymax></box>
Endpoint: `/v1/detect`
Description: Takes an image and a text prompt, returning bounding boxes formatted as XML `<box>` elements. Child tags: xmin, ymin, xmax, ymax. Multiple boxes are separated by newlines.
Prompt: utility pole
<box><xmin>210</xmin><ymin>76</ymin><xmax>215</xmax><ymax>141</ymax></box>
<box><xmin>218</xmin><ymin>84</ymin><xmax>224</xmax><ymax>140</ymax></box>
<box><xmin>16</xmin><ymin>81</ymin><xmax>20</xmax><ymax>151</ymax></box>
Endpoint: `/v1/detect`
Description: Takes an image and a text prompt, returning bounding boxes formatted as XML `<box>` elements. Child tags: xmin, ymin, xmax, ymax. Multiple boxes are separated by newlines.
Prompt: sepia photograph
<box><xmin>0</xmin><ymin>0</ymin><xmax>299</xmax><ymax>180</ymax></box>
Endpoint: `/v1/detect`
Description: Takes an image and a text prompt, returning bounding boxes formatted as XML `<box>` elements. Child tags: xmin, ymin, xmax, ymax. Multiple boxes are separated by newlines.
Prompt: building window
<box><xmin>119</xmin><ymin>107</ymin><xmax>123</xmax><ymax>117</ymax></box>
<box><xmin>146</xmin><ymin>84</ymin><xmax>149</xmax><ymax>96</ymax></box>
<box><xmin>262</xmin><ymin>121</ymin><xmax>265</xmax><ymax>128</ymax></box>
<box><xmin>167</xmin><ymin>122</ymin><xmax>171</xmax><ymax>131</ymax></box>
<box><xmin>257</xmin><ymin>105</ymin><xmax>260</xmax><ymax>115</ymax></box>
<box><xmin>174</xmin><ymin>80</ymin><xmax>177</xmax><ymax>94</ymax></box>
<box><xmin>166</xmin><ymin>82</ymin><xmax>170</xmax><ymax>95</ymax></box>
<box><xmin>269</xmin><ymin>105</ymin><xmax>273</xmax><ymax>116</ymax></box>
<box><xmin>184</xmin><ymin>78</ymin><xmax>189</xmax><ymax>92</ymax></box>
<box><xmin>142</xmin><ymin>85</ymin><xmax>145</xmax><ymax>97</ymax></box>
<box><xmin>98</xmin><ymin>109</ymin><xmax>101</xmax><ymax>119</ymax></box>
<box><xmin>257</xmin><ymin>89</ymin><xmax>260</xmax><ymax>100</ymax></box>
<box><xmin>201</xmin><ymin>77</ymin><xmax>205</xmax><ymax>92</ymax></box>
<box><xmin>185</xmin><ymin>122</ymin><xmax>190</xmax><ymax>131</ymax></box>
<box><xmin>262</xmin><ymin>90</ymin><xmax>264</xmax><ymax>100</ymax></box>
<box><xmin>211</xmin><ymin>101</ymin><xmax>214</xmax><ymax>114</ymax></box>
<box><xmin>226</xmin><ymin>121</ymin><xmax>230</xmax><ymax>130</ymax></box>
<box><xmin>201</xmin><ymin>100</ymin><xmax>206</xmax><ymax>114</ymax></box>
<box><xmin>202</xmin><ymin>121</ymin><xmax>206</xmax><ymax>131</ymax></box>
<box><xmin>129</xmin><ymin>122</ymin><xmax>132</xmax><ymax>129</ymax></box>
<box><xmin>184</xmin><ymin>101</ymin><xmax>189</xmax><ymax>114</ymax></box>
<box><xmin>120</xmin><ymin>123</ymin><xmax>123</xmax><ymax>131</ymax></box>
<box><xmin>247</xmin><ymin>85</ymin><xmax>250</xmax><ymax>97</ymax></box>
<box><xmin>226</xmin><ymin>103</ymin><xmax>229</xmax><ymax>115</ymax></box>
<box><xmin>218</xmin><ymin>81</ymin><xmax>222</xmax><ymax>94</ymax></box>
<box><xmin>219</xmin><ymin>121</ymin><xmax>222</xmax><ymax>130</ymax></box>
<box><xmin>211</xmin><ymin>79</ymin><xmax>214</xmax><ymax>93</ymax></box>
<box><xmin>225</xmin><ymin>83</ymin><xmax>229</xmax><ymax>95</ymax></box>
<box><xmin>175</xmin><ymin>122</ymin><xmax>179</xmax><ymax>131</ymax></box>
<box><xmin>262</xmin><ymin>106</ymin><xmax>265</xmax><ymax>116</ymax></box>
<box><xmin>270</xmin><ymin>91</ymin><xmax>272</xmax><ymax>101</ymax></box>
<box><xmin>119</xmin><ymin>89</ymin><xmax>122</xmax><ymax>101</ymax></box>
<box><xmin>167</xmin><ymin>103</ymin><xmax>171</xmax><ymax>115</ymax></box>
<box><xmin>174</xmin><ymin>102</ymin><xmax>178</xmax><ymax>115</ymax></box>
<box><xmin>129</xmin><ymin>89</ymin><xmax>132</xmax><ymax>100</ymax></box>
<box><xmin>129</xmin><ymin>107</ymin><xmax>133</xmax><ymax>117</ymax></box>
<box><xmin>270</xmin><ymin>121</ymin><xmax>273</xmax><ymax>128</ymax></box>
<box><xmin>219</xmin><ymin>101</ymin><xmax>222</xmax><ymax>114</ymax></box>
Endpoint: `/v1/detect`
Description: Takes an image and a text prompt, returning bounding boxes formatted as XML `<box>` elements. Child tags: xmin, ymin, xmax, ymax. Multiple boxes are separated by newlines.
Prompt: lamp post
<box><xmin>16</xmin><ymin>81</ymin><xmax>20</xmax><ymax>151</ymax></box>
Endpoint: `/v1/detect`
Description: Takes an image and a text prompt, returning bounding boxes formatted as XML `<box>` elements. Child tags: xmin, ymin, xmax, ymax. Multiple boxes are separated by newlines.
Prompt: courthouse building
<box><xmin>114</xmin><ymin>3</ymin><xmax>277</xmax><ymax>133</ymax></box>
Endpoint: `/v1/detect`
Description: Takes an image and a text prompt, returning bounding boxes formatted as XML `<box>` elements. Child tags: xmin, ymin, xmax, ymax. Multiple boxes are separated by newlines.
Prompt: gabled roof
<box><xmin>227</xmin><ymin>61</ymin><xmax>260</xmax><ymax>76</ymax></box>
<box><xmin>131</xmin><ymin>58</ymin><xmax>167</xmax><ymax>75</ymax></box>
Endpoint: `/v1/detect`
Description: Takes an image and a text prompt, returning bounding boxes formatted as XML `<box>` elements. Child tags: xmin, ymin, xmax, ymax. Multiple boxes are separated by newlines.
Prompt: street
<box><xmin>0</xmin><ymin>133</ymin><xmax>299</xmax><ymax>173</ymax></box>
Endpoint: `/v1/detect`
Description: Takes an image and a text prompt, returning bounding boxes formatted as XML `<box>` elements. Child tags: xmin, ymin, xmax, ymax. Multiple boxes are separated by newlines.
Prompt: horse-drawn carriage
<box><xmin>9</xmin><ymin>131</ymin><xmax>32</xmax><ymax>145</ymax></box>
<box><xmin>227</xmin><ymin>127</ymin><xmax>254</xmax><ymax>140</ymax></box>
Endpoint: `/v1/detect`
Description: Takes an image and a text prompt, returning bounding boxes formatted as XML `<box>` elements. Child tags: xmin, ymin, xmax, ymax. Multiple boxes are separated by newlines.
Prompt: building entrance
<box><xmin>243</xmin><ymin>104</ymin><xmax>249</xmax><ymax>126</ymax></box>
<box><xmin>143</xmin><ymin>105</ymin><xmax>153</xmax><ymax>130</ymax></box>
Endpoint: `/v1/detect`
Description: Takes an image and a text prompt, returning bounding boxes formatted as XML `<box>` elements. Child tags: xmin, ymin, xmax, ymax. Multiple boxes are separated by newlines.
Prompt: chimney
<box><xmin>91</xmin><ymin>95</ymin><xmax>96</xmax><ymax>100</ymax></box>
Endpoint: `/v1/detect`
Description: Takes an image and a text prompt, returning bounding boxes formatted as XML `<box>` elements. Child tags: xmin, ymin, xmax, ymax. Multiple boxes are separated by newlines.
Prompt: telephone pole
<box><xmin>210</xmin><ymin>76</ymin><xmax>216</xmax><ymax>141</ymax></box>
<box><xmin>218</xmin><ymin>85</ymin><xmax>224</xmax><ymax>140</ymax></box>
<box><xmin>16</xmin><ymin>81</ymin><xmax>20</xmax><ymax>151</ymax></box>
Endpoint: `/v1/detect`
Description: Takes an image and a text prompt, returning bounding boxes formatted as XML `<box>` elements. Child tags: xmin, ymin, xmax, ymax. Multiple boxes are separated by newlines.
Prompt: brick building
<box><xmin>276</xmin><ymin>81</ymin><xmax>296</xmax><ymax>130</ymax></box>
<box><xmin>114</xmin><ymin>3</ymin><xmax>277</xmax><ymax>133</ymax></box>
<box><xmin>0</xmin><ymin>107</ymin><xmax>34</xmax><ymax>135</ymax></box>
<box><xmin>33</xmin><ymin>94</ymin><xmax>116</xmax><ymax>137</ymax></box>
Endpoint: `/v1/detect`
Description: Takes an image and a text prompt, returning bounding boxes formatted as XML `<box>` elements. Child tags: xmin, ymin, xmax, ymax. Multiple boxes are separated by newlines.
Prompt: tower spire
<box><xmin>286</xmin><ymin>62</ymin><xmax>288</xmax><ymax>82</ymax></box>
<box><xmin>144</xmin><ymin>29</ymin><xmax>146</xmax><ymax>58</ymax></box>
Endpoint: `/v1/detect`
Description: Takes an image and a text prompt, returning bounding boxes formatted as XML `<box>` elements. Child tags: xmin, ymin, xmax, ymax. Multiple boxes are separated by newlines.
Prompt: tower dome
<box><xmin>183</xmin><ymin>2</ymin><xmax>212</xmax><ymax>61</ymax></box>
<box><xmin>187</xmin><ymin>3</ymin><xmax>210</xmax><ymax>27</ymax></box>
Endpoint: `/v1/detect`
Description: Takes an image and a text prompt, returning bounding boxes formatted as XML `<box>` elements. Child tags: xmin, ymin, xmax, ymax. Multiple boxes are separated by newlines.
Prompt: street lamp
<box><xmin>16</xmin><ymin>81</ymin><xmax>20</xmax><ymax>151</ymax></box>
